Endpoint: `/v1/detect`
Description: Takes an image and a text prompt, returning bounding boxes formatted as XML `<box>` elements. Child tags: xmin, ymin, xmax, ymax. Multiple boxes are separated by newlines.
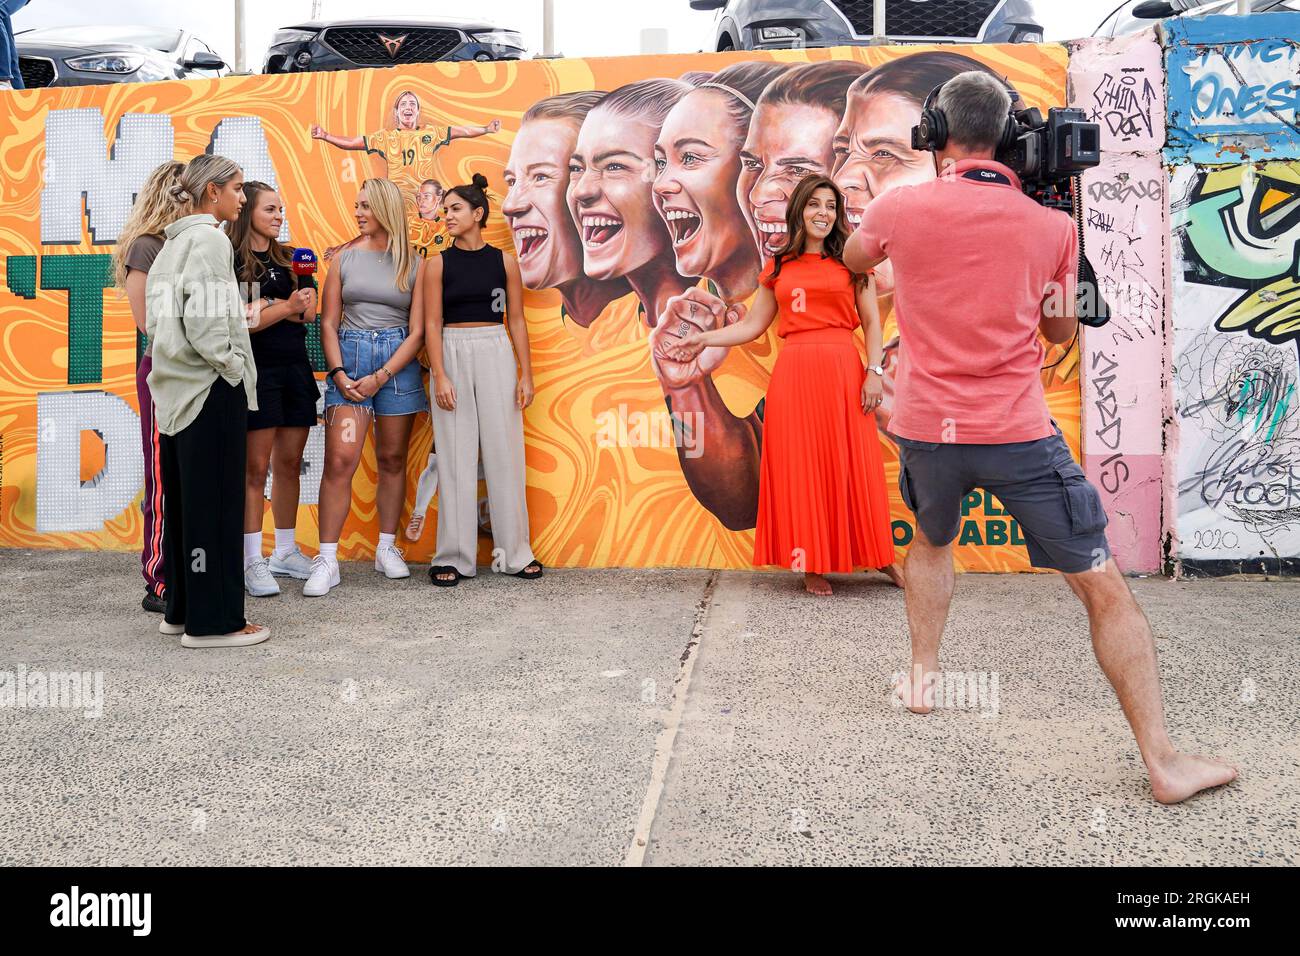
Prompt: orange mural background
<box><xmin>0</xmin><ymin>43</ymin><xmax>1078</xmax><ymax>571</ymax></box>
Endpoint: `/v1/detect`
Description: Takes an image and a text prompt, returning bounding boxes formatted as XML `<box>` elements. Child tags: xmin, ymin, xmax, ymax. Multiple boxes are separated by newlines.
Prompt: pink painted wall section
<box><xmin>1069</xmin><ymin>30</ymin><xmax>1169</xmax><ymax>574</ymax></box>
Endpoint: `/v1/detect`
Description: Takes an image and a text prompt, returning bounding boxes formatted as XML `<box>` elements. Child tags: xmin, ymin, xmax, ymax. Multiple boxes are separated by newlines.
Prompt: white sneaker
<box><xmin>268</xmin><ymin>546</ymin><xmax>313</xmax><ymax>580</ymax></box>
<box><xmin>181</xmin><ymin>625</ymin><xmax>270</xmax><ymax>649</ymax></box>
<box><xmin>375</xmin><ymin>543</ymin><xmax>411</xmax><ymax>579</ymax></box>
<box><xmin>244</xmin><ymin>557</ymin><xmax>281</xmax><ymax>597</ymax></box>
<box><xmin>303</xmin><ymin>555</ymin><xmax>340</xmax><ymax>596</ymax></box>
<box><xmin>159</xmin><ymin>620</ymin><xmax>185</xmax><ymax>635</ymax></box>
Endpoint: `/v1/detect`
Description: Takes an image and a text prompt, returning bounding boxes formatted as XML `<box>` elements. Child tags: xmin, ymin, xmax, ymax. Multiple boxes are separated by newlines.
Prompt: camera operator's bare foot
<box><xmin>803</xmin><ymin>573</ymin><xmax>832</xmax><ymax>596</ymax></box>
<box><xmin>892</xmin><ymin>668</ymin><xmax>933</xmax><ymax>715</ymax></box>
<box><xmin>1148</xmin><ymin>752</ymin><xmax>1238</xmax><ymax>804</ymax></box>
<box><xmin>880</xmin><ymin>563</ymin><xmax>906</xmax><ymax>589</ymax></box>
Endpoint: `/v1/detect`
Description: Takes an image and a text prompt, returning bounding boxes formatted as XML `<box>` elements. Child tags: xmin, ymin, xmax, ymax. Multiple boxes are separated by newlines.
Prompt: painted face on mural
<box><xmin>832</xmin><ymin>89</ymin><xmax>936</xmax><ymax>292</ymax></box>
<box><xmin>416</xmin><ymin>182</ymin><xmax>443</xmax><ymax>221</ymax></box>
<box><xmin>738</xmin><ymin>101</ymin><xmax>840</xmax><ymax>261</ymax></box>
<box><xmin>568</xmin><ymin>109</ymin><xmax>671</xmax><ymax>281</ymax></box>
<box><xmin>504</xmin><ymin>117</ymin><xmax>585</xmax><ymax>290</ymax></box>
<box><xmin>653</xmin><ymin>89</ymin><xmax>752</xmax><ymax>282</ymax></box>
<box><xmin>394</xmin><ymin>93</ymin><xmax>420</xmax><ymax>130</ymax></box>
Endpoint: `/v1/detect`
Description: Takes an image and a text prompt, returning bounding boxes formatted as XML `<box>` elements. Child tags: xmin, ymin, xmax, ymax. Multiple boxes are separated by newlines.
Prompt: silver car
<box><xmin>690</xmin><ymin>0</ymin><xmax>1044</xmax><ymax>50</ymax></box>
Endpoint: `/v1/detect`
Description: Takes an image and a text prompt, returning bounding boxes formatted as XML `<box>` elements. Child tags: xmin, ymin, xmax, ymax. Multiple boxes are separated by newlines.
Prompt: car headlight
<box><xmin>271</xmin><ymin>28</ymin><xmax>319</xmax><ymax>46</ymax></box>
<box><xmin>470</xmin><ymin>29</ymin><xmax>524</xmax><ymax>48</ymax></box>
<box><xmin>64</xmin><ymin>53</ymin><xmax>144</xmax><ymax>74</ymax></box>
<box><xmin>1012</xmin><ymin>27</ymin><xmax>1045</xmax><ymax>43</ymax></box>
<box><xmin>758</xmin><ymin>26</ymin><xmax>802</xmax><ymax>42</ymax></box>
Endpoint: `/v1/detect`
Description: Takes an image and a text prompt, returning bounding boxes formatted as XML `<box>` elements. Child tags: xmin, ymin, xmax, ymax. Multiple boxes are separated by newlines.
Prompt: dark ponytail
<box><xmin>447</xmin><ymin>172</ymin><xmax>491</xmax><ymax>228</ymax></box>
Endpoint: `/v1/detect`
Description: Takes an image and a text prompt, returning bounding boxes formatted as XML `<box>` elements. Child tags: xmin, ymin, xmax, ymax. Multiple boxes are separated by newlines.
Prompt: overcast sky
<box><xmin>14</xmin><ymin>0</ymin><xmax>1127</xmax><ymax>69</ymax></box>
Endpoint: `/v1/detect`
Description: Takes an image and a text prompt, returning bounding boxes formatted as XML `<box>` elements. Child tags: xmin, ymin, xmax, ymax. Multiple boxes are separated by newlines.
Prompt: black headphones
<box><xmin>911</xmin><ymin>78</ymin><xmax>1021</xmax><ymax>155</ymax></box>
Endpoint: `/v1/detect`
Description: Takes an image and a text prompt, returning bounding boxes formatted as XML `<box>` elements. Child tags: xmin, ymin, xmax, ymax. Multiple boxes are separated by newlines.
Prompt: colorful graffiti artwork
<box><xmin>1172</xmin><ymin>161</ymin><xmax>1300</xmax><ymax>568</ymax></box>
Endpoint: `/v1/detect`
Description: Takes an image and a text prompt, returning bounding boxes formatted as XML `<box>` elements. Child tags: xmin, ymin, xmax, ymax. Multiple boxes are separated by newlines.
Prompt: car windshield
<box><xmin>16</xmin><ymin>26</ymin><xmax>184</xmax><ymax>52</ymax></box>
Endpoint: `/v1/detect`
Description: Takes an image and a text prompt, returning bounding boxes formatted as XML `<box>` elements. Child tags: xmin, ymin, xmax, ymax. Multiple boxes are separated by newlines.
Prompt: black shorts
<box><xmin>895</xmin><ymin>423</ymin><xmax>1111</xmax><ymax>574</ymax></box>
<box><xmin>248</xmin><ymin>363</ymin><xmax>320</xmax><ymax>431</ymax></box>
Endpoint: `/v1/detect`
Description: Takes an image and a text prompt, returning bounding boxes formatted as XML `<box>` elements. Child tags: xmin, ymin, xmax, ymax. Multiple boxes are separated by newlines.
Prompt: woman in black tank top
<box><xmin>420</xmin><ymin>173</ymin><xmax>542</xmax><ymax>586</ymax></box>
<box><xmin>440</xmin><ymin>240</ymin><xmax>508</xmax><ymax>324</ymax></box>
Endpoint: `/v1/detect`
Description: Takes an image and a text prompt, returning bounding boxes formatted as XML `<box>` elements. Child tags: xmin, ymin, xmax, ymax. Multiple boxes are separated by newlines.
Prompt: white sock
<box><xmin>319</xmin><ymin>542</ymin><xmax>338</xmax><ymax>564</ymax></box>
<box><xmin>378</xmin><ymin>532</ymin><xmax>396</xmax><ymax>551</ymax></box>
<box><xmin>273</xmin><ymin>528</ymin><xmax>296</xmax><ymax>557</ymax></box>
<box><xmin>243</xmin><ymin>532</ymin><xmax>262</xmax><ymax>565</ymax></box>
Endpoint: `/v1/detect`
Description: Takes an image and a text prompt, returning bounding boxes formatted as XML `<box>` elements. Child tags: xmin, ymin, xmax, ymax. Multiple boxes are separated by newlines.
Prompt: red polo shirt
<box><xmin>855</xmin><ymin>159</ymin><xmax>1078</xmax><ymax>445</ymax></box>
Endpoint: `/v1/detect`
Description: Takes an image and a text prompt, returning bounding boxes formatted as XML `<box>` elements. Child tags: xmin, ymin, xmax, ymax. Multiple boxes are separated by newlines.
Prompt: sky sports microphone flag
<box><xmin>292</xmin><ymin>248</ymin><xmax>318</xmax><ymax>291</ymax></box>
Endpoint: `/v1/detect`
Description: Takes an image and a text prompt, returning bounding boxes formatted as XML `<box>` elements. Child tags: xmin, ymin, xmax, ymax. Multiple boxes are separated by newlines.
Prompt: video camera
<box><xmin>997</xmin><ymin>107</ymin><xmax>1101</xmax><ymax>213</ymax></box>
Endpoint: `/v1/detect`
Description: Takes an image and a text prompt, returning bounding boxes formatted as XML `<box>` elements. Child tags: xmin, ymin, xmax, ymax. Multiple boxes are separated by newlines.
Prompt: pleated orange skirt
<box><xmin>753</xmin><ymin>328</ymin><xmax>896</xmax><ymax>574</ymax></box>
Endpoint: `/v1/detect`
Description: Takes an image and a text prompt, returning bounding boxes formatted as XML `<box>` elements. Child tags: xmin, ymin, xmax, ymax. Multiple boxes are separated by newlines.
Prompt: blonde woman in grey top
<box><xmin>144</xmin><ymin>154</ymin><xmax>268</xmax><ymax>648</ymax></box>
<box><xmin>308</xmin><ymin>177</ymin><xmax>427</xmax><ymax>597</ymax></box>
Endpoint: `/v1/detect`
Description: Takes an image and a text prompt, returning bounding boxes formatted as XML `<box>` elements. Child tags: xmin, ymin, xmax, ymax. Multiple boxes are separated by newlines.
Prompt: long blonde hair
<box><xmin>112</xmin><ymin>160</ymin><xmax>189</xmax><ymax>288</ymax></box>
<box><xmin>360</xmin><ymin>177</ymin><xmax>416</xmax><ymax>293</ymax></box>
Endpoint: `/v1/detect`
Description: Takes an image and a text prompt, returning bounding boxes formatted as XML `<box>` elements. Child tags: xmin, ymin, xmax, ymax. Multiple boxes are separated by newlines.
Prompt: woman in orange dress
<box><xmin>664</xmin><ymin>174</ymin><xmax>903</xmax><ymax>596</ymax></box>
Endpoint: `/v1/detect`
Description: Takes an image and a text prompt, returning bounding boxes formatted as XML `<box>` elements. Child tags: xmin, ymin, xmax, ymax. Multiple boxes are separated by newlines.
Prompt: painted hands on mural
<box><xmin>652</xmin><ymin>288</ymin><xmax>744</xmax><ymax>387</ymax></box>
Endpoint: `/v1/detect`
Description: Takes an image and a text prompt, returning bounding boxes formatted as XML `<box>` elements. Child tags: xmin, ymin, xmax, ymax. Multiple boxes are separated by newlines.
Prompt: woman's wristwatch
<box><xmin>327</xmin><ymin>366</ymin><xmax>345</xmax><ymax>383</ymax></box>
<box><xmin>866</xmin><ymin>364</ymin><xmax>885</xmax><ymax>377</ymax></box>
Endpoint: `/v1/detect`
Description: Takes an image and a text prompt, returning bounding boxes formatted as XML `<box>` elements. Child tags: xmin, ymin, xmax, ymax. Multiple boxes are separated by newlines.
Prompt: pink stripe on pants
<box><xmin>137</xmin><ymin>354</ymin><xmax>165</xmax><ymax>597</ymax></box>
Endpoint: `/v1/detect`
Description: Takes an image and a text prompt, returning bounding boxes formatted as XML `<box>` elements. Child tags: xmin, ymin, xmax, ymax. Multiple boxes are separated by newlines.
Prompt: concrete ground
<box><xmin>0</xmin><ymin>549</ymin><xmax>1295</xmax><ymax>867</ymax></box>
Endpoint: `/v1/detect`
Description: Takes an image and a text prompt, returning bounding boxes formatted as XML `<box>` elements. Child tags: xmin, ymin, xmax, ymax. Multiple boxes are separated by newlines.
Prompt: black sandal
<box><xmin>428</xmin><ymin>565</ymin><xmax>461</xmax><ymax>588</ymax></box>
<box><xmin>511</xmin><ymin>561</ymin><xmax>544</xmax><ymax>580</ymax></box>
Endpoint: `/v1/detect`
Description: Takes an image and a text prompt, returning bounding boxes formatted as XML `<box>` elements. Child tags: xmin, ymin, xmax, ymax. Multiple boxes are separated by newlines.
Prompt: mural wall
<box><xmin>0</xmin><ymin>43</ymin><xmax>1078</xmax><ymax>571</ymax></box>
<box><xmin>1166</xmin><ymin>12</ymin><xmax>1300</xmax><ymax>576</ymax></box>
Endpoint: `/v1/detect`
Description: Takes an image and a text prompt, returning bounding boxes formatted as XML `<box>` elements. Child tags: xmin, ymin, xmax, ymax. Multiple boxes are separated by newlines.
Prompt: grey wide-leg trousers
<box><xmin>430</xmin><ymin>325</ymin><xmax>536</xmax><ymax>577</ymax></box>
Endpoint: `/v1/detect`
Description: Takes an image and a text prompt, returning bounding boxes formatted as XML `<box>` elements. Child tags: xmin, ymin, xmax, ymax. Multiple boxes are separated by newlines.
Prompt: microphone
<box><xmin>292</xmin><ymin>247</ymin><xmax>318</xmax><ymax>291</ymax></box>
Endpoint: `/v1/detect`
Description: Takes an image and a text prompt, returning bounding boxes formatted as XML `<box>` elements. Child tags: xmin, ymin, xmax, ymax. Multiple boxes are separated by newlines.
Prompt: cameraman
<box><xmin>844</xmin><ymin>71</ymin><xmax>1236</xmax><ymax>804</ymax></box>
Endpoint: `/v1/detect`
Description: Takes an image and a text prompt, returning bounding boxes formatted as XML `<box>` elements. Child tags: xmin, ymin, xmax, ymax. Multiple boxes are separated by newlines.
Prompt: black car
<box><xmin>690</xmin><ymin>0</ymin><xmax>1044</xmax><ymax>50</ymax></box>
<box><xmin>263</xmin><ymin>16</ymin><xmax>527</xmax><ymax>74</ymax></box>
<box><xmin>14</xmin><ymin>25</ymin><xmax>228</xmax><ymax>88</ymax></box>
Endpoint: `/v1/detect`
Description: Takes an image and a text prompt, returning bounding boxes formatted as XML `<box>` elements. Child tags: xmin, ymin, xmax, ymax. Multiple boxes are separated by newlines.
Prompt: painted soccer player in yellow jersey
<box><xmin>311</xmin><ymin>90</ymin><xmax>499</xmax><ymax>214</ymax></box>
<box><xmin>409</xmin><ymin>179</ymin><xmax>447</xmax><ymax>258</ymax></box>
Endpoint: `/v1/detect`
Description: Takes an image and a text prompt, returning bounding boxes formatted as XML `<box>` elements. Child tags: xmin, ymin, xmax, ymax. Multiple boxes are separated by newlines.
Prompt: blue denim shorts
<box><xmin>324</xmin><ymin>326</ymin><xmax>428</xmax><ymax>416</ymax></box>
<box><xmin>895</xmin><ymin>422</ymin><xmax>1111</xmax><ymax>574</ymax></box>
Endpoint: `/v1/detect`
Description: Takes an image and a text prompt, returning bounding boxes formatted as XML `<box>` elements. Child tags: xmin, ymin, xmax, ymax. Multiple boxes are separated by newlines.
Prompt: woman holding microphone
<box><xmin>664</xmin><ymin>175</ymin><xmax>902</xmax><ymax>596</ymax></box>
<box><xmin>228</xmin><ymin>181</ymin><xmax>320</xmax><ymax>596</ymax></box>
<box><xmin>145</xmin><ymin>155</ymin><xmax>268</xmax><ymax>646</ymax></box>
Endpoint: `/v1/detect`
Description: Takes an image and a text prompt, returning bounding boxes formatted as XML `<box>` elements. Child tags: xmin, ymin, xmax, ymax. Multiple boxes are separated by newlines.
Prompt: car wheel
<box><xmin>718</xmin><ymin>33</ymin><xmax>735</xmax><ymax>52</ymax></box>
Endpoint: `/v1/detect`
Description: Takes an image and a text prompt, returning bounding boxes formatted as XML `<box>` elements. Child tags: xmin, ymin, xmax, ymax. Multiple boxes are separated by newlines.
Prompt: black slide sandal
<box><xmin>428</xmin><ymin>565</ymin><xmax>461</xmax><ymax>588</ymax></box>
<box><xmin>511</xmin><ymin>561</ymin><xmax>544</xmax><ymax>580</ymax></box>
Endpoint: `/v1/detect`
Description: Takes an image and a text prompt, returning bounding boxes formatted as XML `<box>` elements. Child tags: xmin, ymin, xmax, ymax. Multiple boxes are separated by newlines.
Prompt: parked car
<box><xmin>14</xmin><ymin>25</ymin><xmax>227</xmax><ymax>88</ymax></box>
<box><xmin>1095</xmin><ymin>0</ymin><xmax>1300</xmax><ymax>37</ymax></box>
<box><xmin>263</xmin><ymin>17</ymin><xmax>527</xmax><ymax>73</ymax></box>
<box><xmin>689</xmin><ymin>0</ymin><xmax>1044</xmax><ymax>50</ymax></box>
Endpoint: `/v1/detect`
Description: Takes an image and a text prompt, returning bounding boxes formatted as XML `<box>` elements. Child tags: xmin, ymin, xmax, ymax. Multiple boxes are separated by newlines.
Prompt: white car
<box><xmin>1096</xmin><ymin>0</ymin><xmax>1300</xmax><ymax>37</ymax></box>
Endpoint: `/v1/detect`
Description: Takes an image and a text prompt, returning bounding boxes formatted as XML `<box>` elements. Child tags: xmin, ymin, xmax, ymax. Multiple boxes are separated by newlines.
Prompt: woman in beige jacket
<box><xmin>144</xmin><ymin>155</ymin><xmax>267</xmax><ymax>648</ymax></box>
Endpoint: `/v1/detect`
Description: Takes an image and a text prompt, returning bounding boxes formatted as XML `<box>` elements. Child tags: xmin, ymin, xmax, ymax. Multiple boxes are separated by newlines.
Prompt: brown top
<box><xmin>127</xmin><ymin>234</ymin><xmax>165</xmax><ymax>358</ymax></box>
